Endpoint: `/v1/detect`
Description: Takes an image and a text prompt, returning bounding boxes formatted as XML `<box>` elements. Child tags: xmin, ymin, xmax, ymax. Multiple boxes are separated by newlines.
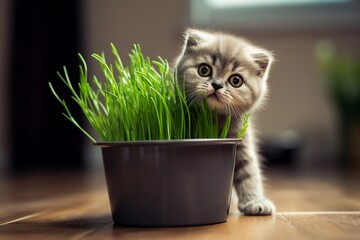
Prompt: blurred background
<box><xmin>0</xmin><ymin>0</ymin><xmax>359</xmax><ymax>176</ymax></box>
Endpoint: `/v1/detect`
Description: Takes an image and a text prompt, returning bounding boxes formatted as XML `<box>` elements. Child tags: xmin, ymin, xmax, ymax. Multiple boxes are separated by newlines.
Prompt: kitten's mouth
<box><xmin>206</xmin><ymin>92</ymin><xmax>226</xmax><ymax>111</ymax></box>
<box><xmin>207</xmin><ymin>92</ymin><xmax>222</xmax><ymax>103</ymax></box>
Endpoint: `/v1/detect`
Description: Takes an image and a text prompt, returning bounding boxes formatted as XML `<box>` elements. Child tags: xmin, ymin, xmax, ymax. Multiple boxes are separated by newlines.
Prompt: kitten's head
<box><xmin>175</xmin><ymin>28</ymin><xmax>273</xmax><ymax>115</ymax></box>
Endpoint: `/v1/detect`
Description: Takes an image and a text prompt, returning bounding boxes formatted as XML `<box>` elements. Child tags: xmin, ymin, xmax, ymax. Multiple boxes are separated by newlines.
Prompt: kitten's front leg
<box><xmin>233</xmin><ymin>136</ymin><xmax>275</xmax><ymax>215</ymax></box>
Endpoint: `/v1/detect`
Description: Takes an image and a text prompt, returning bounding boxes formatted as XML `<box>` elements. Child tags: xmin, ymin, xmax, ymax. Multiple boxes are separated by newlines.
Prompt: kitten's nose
<box><xmin>211</xmin><ymin>82</ymin><xmax>223</xmax><ymax>91</ymax></box>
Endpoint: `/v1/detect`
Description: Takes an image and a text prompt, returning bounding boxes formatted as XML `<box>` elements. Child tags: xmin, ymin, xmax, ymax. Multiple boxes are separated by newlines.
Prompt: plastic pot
<box><xmin>96</xmin><ymin>138</ymin><xmax>240</xmax><ymax>227</ymax></box>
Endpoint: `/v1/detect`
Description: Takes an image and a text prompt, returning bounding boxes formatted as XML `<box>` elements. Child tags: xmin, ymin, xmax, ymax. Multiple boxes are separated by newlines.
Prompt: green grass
<box><xmin>237</xmin><ymin>113</ymin><xmax>250</xmax><ymax>139</ymax></box>
<box><xmin>49</xmin><ymin>44</ymin><xmax>247</xmax><ymax>143</ymax></box>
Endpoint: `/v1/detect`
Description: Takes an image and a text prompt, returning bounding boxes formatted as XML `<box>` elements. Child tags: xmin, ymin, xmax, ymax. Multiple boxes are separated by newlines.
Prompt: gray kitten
<box><xmin>175</xmin><ymin>29</ymin><xmax>275</xmax><ymax>215</ymax></box>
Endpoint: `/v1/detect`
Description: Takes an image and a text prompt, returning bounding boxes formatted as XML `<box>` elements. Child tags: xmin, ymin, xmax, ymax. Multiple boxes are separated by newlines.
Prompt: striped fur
<box><xmin>175</xmin><ymin>28</ymin><xmax>275</xmax><ymax>215</ymax></box>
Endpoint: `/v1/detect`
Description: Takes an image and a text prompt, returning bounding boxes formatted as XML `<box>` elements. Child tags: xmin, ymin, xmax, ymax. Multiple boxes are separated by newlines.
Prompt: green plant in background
<box><xmin>49</xmin><ymin>44</ymin><xmax>248</xmax><ymax>142</ymax></box>
<box><xmin>316</xmin><ymin>40</ymin><xmax>360</xmax><ymax>170</ymax></box>
<box><xmin>316</xmin><ymin>41</ymin><xmax>360</xmax><ymax>116</ymax></box>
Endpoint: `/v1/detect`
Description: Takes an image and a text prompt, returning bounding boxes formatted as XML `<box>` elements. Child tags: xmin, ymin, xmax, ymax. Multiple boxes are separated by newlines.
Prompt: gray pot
<box><xmin>96</xmin><ymin>139</ymin><xmax>241</xmax><ymax>227</ymax></box>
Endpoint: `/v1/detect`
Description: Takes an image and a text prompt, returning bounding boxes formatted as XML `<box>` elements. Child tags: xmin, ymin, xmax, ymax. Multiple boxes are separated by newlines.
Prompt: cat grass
<box><xmin>49</xmin><ymin>44</ymin><xmax>248</xmax><ymax>142</ymax></box>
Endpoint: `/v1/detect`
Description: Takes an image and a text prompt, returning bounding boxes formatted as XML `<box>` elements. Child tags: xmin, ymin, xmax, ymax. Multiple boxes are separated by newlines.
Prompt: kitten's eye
<box><xmin>198</xmin><ymin>64</ymin><xmax>212</xmax><ymax>77</ymax></box>
<box><xmin>228</xmin><ymin>74</ymin><xmax>244</xmax><ymax>88</ymax></box>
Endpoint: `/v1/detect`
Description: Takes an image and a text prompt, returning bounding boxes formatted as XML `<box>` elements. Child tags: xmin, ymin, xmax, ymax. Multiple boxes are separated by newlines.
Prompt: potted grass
<box><xmin>49</xmin><ymin>44</ymin><xmax>247</xmax><ymax>227</ymax></box>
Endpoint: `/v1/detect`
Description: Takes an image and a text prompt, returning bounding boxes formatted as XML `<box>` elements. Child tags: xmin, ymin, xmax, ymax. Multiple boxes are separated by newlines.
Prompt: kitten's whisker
<box><xmin>232</xmin><ymin>102</ymin><xmax>247</xmax><ymax>114</ymax></box>
<box><xmin>234</xmin><ymin>105</ymin><xmax>246</xmax><ymax>117</ymax></box>
<box><xmin>185</xmin><ymin>91</ymin><xmax>196</xmax><ymax>95</ymax></box>
<box><xmin>225</xmin><ymin>104</ymin><xmax>233</xmax><ymax>116</ymax></box>
<box><xmin>185</xmin><ymin>95</ymin><xmax>197</xmax><ymax>103</ymax></box>
<box><xmin>185</xmin><ymin>93</ymin><xmax>195</xmax><ymax>103</ymax></box>
<box><xmin>232</xmin><ymin>105</ymin><xmax>240</xmax><ymax>115</ymax></box>
<box><xmin>185</xmin><ymin>91</ymin><xmax>197</xmax><ymax>98</ymax></box>
<box><xmin>187</xmin><ymin>97</ymin><xmax>197</xmax><ymax>106</ymax></box>
<box><xmin>232</xmin><ymin>105</ymin><xmax>239</xmax><ymax>117</ymax></box>
<box><xmin>231</xmin><ymin>105</ymin><xmax>240</xmax><ymax>118</ymax></box>
<box><xmin>185</xmin><ymin>91</ymin><xmax>202</xmax><ymax>105</ymax></box>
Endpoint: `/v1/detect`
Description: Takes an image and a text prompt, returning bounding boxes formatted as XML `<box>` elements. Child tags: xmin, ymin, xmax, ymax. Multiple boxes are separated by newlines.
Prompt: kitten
<box><xmin>175</xmin><ymin>28</ymin><xmax>275</xmax><ymax>215</ymax></box>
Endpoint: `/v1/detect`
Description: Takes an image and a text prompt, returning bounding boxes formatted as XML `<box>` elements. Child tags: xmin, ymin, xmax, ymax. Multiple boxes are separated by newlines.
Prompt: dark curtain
<box><xmin>10</xmin><ymin>0</ymin><xmax>85</xmax><ymax>172</ymax></box>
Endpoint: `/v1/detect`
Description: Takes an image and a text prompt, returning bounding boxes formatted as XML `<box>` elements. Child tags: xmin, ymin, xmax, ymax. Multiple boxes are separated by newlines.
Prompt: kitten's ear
<box><xmin>184</xmin><ymin>28</ymin><xmax>214</xmax><ymax>49</ymax></box>
<box><xmin>251</xmin><ymin>51</ymin><xmax>273</xmax><ymax>77</ymax></box>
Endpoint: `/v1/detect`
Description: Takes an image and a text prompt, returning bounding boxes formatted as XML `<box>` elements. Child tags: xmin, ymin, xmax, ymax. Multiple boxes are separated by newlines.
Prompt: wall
<box><xmin>84</xmin><ymin>0</ymin><xmax>186</xmax><ymax>63</ymax></box>
<box><xmin>0</xmin><ymin>0</ymin><xmax>10</xmax><ymax>172</ymax></box>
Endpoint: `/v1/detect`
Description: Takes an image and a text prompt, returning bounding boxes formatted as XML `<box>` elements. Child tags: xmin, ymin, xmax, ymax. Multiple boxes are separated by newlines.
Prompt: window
<box><xmin>190</xmin><ymin>0</ymin><xmax>360</xmax><ymax>29</ymax></box>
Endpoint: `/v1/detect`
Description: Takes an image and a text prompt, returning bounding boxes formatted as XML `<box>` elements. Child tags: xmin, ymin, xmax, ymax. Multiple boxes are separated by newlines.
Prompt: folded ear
<box><xmin>183</xmin><ymin>28</ymin><xmax>214</xmax><ymax>49</ymax></box>
<box><xmin>251</xmin><ymin>51</ymin><xmax>273</xmax><ymax>77</ymax></box>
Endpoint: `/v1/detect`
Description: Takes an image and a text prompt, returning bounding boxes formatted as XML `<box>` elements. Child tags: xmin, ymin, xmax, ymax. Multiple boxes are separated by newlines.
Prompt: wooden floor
<box><xmin>0</xmin><ymin>169</ymin><xmax>359</xmax><ymax>240</ymax></box>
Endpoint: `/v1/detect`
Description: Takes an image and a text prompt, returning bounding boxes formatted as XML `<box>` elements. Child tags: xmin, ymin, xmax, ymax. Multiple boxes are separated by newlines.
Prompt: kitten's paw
<box><xmin>239</xmin><ymin>198</ymin><xmax>275</xmax><ymax>216</ymax></box>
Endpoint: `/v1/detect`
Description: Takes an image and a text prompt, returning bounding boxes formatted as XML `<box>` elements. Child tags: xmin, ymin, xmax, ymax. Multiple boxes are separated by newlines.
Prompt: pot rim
<box><xmin>95</xmin><ymin>138</ymin><xmax>242</xmax><ymax>147</ymax></box>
